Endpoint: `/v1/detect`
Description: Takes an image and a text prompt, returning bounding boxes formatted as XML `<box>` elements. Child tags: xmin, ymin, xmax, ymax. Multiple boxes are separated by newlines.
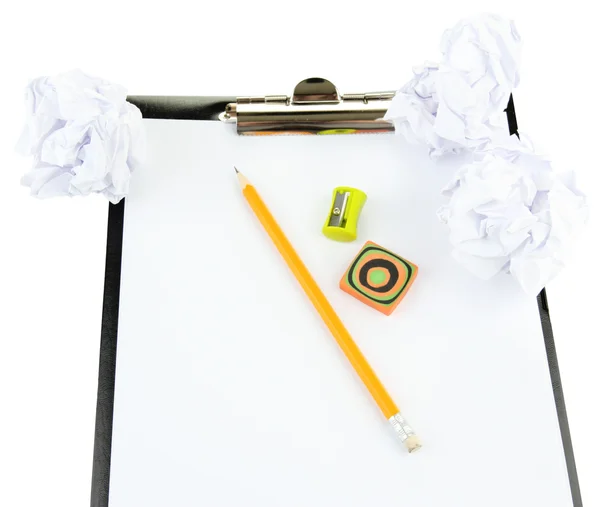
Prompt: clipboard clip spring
<box><xmin>220</xmin><ymin>77</ymin><xmax>396</xmax><ymax>135</ymax></box>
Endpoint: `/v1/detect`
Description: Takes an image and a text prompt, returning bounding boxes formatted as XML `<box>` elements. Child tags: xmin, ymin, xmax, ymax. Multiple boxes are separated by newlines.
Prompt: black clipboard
<box><xmin>90</xmin><ymin>94</ymin><xmax>583</xmax><ymax>507</ymax></box>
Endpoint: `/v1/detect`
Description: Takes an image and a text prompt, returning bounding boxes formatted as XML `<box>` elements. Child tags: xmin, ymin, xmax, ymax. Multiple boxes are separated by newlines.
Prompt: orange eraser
<box><xmin>340</xmin><ymin>241</ymin><xmax>418</xmax><ymax>316</ymax></box>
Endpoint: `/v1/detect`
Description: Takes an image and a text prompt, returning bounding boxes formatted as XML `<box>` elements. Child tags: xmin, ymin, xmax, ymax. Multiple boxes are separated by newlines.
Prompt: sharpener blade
<box><xmin>328</xmin><ymin>191</ymin><xmax>350</xmax><ymax>227</ymax></box>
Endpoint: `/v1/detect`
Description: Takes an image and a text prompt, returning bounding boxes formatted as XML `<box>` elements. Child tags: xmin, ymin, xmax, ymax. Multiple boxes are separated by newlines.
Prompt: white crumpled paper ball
<box><xmin>385</xmin><ymin>14</ymin><xmax>522</xmax><ymax>157</ymax></box>
<box><xmin>385</xmin><ymin>63</ymin><xmax>449</xmax><ymax>153</ymax></box>
<box><xmin>438</xmin><ymin>135</ymin><xmax>588</xmax><ymax>294</ymax></box>
<box><xmin>16</xmin><ymin>69</ymin><xmax>145</xmax><ymax>203</ymax></box>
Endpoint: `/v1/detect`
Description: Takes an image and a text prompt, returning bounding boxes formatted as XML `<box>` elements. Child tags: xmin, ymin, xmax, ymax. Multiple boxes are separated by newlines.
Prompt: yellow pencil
<box><xmin>235</xmin><ymin>168</ymin><xmax>421</xmax><ymax>453</ymax></box>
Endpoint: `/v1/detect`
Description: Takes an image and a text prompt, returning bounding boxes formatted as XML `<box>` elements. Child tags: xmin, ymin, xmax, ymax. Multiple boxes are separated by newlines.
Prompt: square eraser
<box><xmin>340</xmin><ymin>241</ymin><xmax>418</xmax><ymax>316</ymax></box>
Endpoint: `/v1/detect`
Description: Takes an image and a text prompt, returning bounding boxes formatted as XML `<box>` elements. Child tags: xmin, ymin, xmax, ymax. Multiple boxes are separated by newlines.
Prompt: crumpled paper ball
<box><xmin>16</xmin><ymin>69</ymin><xmax>145</xmax><ymax>203</ymax></box>
<box><xmin>385</xmin><ymin>62</ymin><xmax>451</xmax><ymax>153</ymax></box>
<box><xmin>385</xmin><ymin>13</ymin><xmax>522</xmax><ymax>157</ymax></box>
<box><xmin>438</xmin><ymin>135</ymin><xmax>588</xmax><ymax>294</ymax></box>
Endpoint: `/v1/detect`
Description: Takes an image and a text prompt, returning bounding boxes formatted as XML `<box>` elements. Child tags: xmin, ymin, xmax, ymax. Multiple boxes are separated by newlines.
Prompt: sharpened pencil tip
<box><xmin>235</xmin><ymin>168</ymin><xmax>249</xmax><ymax>189</ymax></box>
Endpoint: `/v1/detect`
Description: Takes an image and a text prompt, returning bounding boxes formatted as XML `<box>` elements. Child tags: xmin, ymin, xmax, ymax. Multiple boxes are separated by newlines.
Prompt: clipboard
<box><xmin>91</xmin><ymin>78</ymin><xmax>583</xmax><ymax>507</ymax></box>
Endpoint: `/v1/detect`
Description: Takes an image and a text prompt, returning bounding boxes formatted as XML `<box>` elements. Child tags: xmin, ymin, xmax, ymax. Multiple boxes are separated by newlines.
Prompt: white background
<box><xmin>0</xmin><ymin>1</ymin><xmax>597</xmax><ymax>506</ymax></box>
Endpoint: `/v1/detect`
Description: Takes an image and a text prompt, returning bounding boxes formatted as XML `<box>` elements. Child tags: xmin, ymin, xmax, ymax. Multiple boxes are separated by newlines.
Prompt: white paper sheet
<box><xmin>108</xmin><ymin>120</ymin><xmax>573</xmax><ymax>507</ymax></box>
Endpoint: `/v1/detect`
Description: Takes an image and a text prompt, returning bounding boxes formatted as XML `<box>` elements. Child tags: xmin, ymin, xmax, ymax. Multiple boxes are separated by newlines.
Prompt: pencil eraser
<box><xmin>340</xmin><ymin>241</ymin><xmax>418</xmax><ymax>316</ymax></box>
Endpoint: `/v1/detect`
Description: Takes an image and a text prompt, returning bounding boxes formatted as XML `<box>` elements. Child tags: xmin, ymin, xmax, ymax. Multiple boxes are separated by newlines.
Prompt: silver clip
<box><xmin>220</xmin><ymin>77</ymin><xmax>395</xmax><ymax>135</ymax></box>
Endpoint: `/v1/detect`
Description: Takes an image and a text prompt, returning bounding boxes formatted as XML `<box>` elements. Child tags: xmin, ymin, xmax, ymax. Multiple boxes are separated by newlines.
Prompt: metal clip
<box><xmin>220</xmin><ymin>78</ymin><xmax>395</xmax><ymax>135</ymax></box>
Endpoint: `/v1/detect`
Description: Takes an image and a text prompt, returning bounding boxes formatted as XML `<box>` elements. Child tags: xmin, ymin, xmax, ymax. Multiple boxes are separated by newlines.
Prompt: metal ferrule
<box><xmin>388</xmin><ymin>413</ymin><xmax>416</xmax><ymax>443</ymax></box>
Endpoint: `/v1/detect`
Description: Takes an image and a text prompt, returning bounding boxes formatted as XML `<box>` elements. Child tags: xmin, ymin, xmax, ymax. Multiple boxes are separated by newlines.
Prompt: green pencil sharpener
<box><xmin>322</xmin><ymin>187</ymin><xmax>367</xmax><ymax>242</ymax></box>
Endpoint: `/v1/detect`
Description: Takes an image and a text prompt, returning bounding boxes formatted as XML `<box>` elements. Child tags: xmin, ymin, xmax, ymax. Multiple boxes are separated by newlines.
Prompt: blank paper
<box><xmin>108</xmin><ymin>120</ymin><xmax>572</xmax><ymax>507</ymax></box>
